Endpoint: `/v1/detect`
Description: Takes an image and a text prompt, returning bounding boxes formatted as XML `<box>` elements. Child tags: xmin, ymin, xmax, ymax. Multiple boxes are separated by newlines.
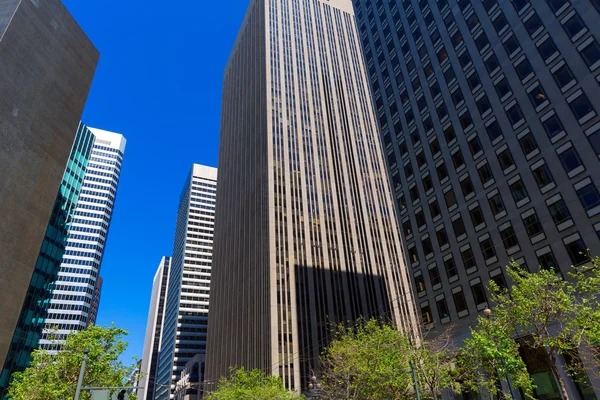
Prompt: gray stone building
<box><xmin>0</xmin><ymin>0</ymin><xmax>98</xmax><ymax>371</ymax></box>
<box><xmin>205</xmin><ymin>0</ymin><xmax>419</xmax><ymax>394</ymax></box>
<box><xmin>353</xmin><ymin>0</ymin><xmax>600</xmax><ymax>397</ymax></box>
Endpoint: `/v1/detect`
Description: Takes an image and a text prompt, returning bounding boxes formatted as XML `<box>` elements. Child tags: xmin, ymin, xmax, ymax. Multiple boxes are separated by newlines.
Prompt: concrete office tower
<box><xmin>0</xmin><ymin>123</ymin><xmax>95</xmax><ymax>397</ymax></box>
<box><xmin>205</xmin><ymin>0</ymin><xmax>419</xmax><ymax>393</ymax></box>
<box><xmin>354</xmin><ymin>0</ymin><xmax>600</xmax><ymax>396</ymax></box>
<box><xmin>154</xmin><ymin>165</ymin><xmax>216</xmax><ymax>400</ymax></box>
<box><xmin>39</xmin><ymin>128</ymin><xmax>126</xmax><ymax>350</ymax></box>
<box><xmin>138</xmin><ymin>257</ymin><xmax>171</xmax><ymax>400</ymax></box>
<box><xmin>0</xmin><ymin>0</ymin><xmax>98</xmax><ymax>370</ymax></box>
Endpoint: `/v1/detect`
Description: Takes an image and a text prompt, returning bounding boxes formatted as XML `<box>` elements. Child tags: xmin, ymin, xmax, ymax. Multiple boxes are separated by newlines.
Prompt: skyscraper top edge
<box><xmin>87</xmin><ymin>127</ymin><xmax>127</xmax><ymax>152</ymax></box>
<box><xmin>192</xmin><ymin>164</ymin><xmax>217</xmax><ymax>180</ymax></box>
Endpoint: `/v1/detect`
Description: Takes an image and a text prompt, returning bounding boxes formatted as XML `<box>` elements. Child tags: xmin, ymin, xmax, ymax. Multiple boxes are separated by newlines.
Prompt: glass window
<box><xmin>444</xmin><ymin>125</ymin><xmax>456</xmax><ymax>144</ymax></box>
<box><xmin>430</xmin><ymin>81</ymin><xmax>441</xmax><ymax>98</ymax></box>
<box><xmin>503</xmin><ymin>35</ymin><xmax>520</xmax><ymax>55</ymax></box>
<box><xmin>474</xmin><ymin>33</ymin><xmax>490</xmax><ymax>53</ymax></box>
<box><xmin>415</xmin><ymin>274</ymin><xmax>426</xmax><ymax>293</ymax></box>
<box><xmin>523</xmin><ymin>212</ymin><xmax>544</xmax><ymax>237</ymax></box>
<box><xmin>547</xmin><ymin>0</ymin><xmax>567</xmax><ymax>12</ymax></box>
<box><xmin>524</xmin><ymin>12</ymin><xmax>543</xmax><ymax>36</ymax></box>
<box><xmin>579</xmin><ymin>39</ymin><xmax>600</xmax><ymax>68</ymax></box>
<box><xmin>452</xmin><ymin>216</ymin><xmax>467</xmax><ymax>237</ymax></box>
<box><xmin>461</xmin><ymin>177</ymin><xmax>475</xmax><ymax>197</ymax></box>
<box><xmin>537</xmin><ymin>37</ymin><xmax>558</xmax><ymax>61</ymax></box>
<box><xmin>445</xmin><ymin>189</ymin><xmax>457</xmax><ymax>208</ymax></box>
<box><xmin>483</xmin><ymin>0</ymin><xmax>497</xmax><ymax>12</ymax></box>
<box><xmin>462</xmin><ymin>247</ymin><xmax>477</xmax><ymax>270</ymax></box>
<box><xmin>548</xmin><ymin>199</ymin><xmax>571</xmax><ymax>224</ymax></box>
<box><xmin>467</xmin><ymin>71</ymin><xmax>481</xmax><ymax>91</ymax></box>
<box><xmin>451</xmin><ymin>89</ymin><xmax>465</xmax><ymax>107</ymax></box>
<box><xmin>398</xmin><ymin>193</ymin><xmax>407</xmax><ymax>211</ymax></box>
<box><xmin>542</xmin><ymin>114</ymin><xmax>564</xmax><ymax>139</ymax></box>
<box><xmin>565</xmin><ymin>239</ymin><xmax>590</xmax><ymax>265</ymax></box>
<box><xmin>497</xmin><ymin>148</ymin><xmax>515</xmax><ymax>170</ymax></box>
<box><xmin>480</xmin><ymin>238</ymin><xmax>497</xmax><ymax>260</ymax></box>
<box><xmin>528</xmin><ymin>84</ymin><xmax>548</xmax><ymax>108</ymax></box>
<box><xmin>506</xmin><ymin>103</ymin><xmax>525</xmax><ymax>125</ymax></box>
<box><xmin>515</xmin><ymin>58</ymin><xmax>534</xmax><ymax>80</ymax></box>
<box><xmin>409</xmin><ymin>247</ymin><xmax>419</xmax><ymax>263</ymax></box>
<box><xmin>444</xmin><ymin>67</ymin><xmax>456</xmax><ymax>84</ymax></box>
<box><xmin>500</xmin><ymin>225</ymin><xmax>519</xmax><ymax>248</ymax></box>
<box><xmin>430</xmin><ymin>138</ymin><xmax>441</xmax><ymax>156</ymax></box>
<box><xmin>437</xmin><ymin>103</ymin><xmax>449</xmax><ymax>120</ymax></box>
<box><xmin>437</xmin><ymin>46</ymin><xmax>449</xmax><ymax>64</ymax></box>
<box><xmin>469</xmin><ymin>136</ymin><xmax>483</xmax><ymax>156</ymax></box>
<box><xmin>491</xmin><ymin>272</ymin><xmax>508</xmax><ymax>290</ymax></box>
<box><xmin>437</xmin><ymin>298</ymin><xmax>450</xmax><ymax>320</ymax></box>
<box><xmin>403</xmin><ymin>220</ymin><xmax>413</xmax><ymax>236</ymax></box>
<box><xmin>452</xmin><ymin>30</ymin><xmax>464</xmax><ymax>47</ymax></box>
<box><xmin>532</xmin><ymin>164</ymin><xmax>554</xmax><ymax>188</ymax></box>
<box><xmin>421</xmin><ymin>304</ymin><xmax>433</xmax><ymax>324</ymax></box>
<box><xmin>486</xmin><ymin>120</ymin><xmax>503</xmax><ymax>142</ymax></box>
<box><xmin>410</xmin><ymin>129</ymin><xmax>420</xmax><ymax>146</ymax></box>
<box><xmin>563</xmin><ymin>12</ymin><xmax>586</xmax><ymax>40</ymax></box>
<box><xmin>478</xmin><ymin>163</ymin><xmax>494</xmax><ymax>184</ymax></box>
<box><xmin>476</xmin><ymin>95</ymin><xmax>492</xmax><ymax>116</ymax></box>
<box><xmin>405</xmin><ymin>163</ymin><xmax>414</xmax><ymax>179</ymax></box>
<box><xmin>576</xmin><ymin>182</ymin><xmax>600</xmax><ymax>211</ymax></box>
<box><xmin>444</xmin><ymin>257</ymin><xmax>457</xmax><ymax>278</ymax></box>
<box><xmin>519</xmin><ymin>133</ymin><xmax>538</xmax><ymax>156</ymax></box>
<box><xmin>588</xmin><ymin>131</ymin><xmax>600</xmax><ymax>156</ymax></box>
<box><xmin>469</xmin><ymin>206</ymin><xmax>485</xmax><ymax>227</ymax></box>
<box><xmin>569</xmin><ymin>93</ymin><xmax>596</xmax><ymax>121</ymax></box>
<box><xmin>460</xmin><ymin>112</ymin><xmax>473</xmax><ymax>130</ymax></box>
<box><xmin>492</xmin><ymin>12</ymin><xmax>508</xmax><ymax>34</ymax></box>
<box><xmin>437</xmin><ymin>227</ymin><xmax>449</xmax><ymax>246</ymax></box>
<box><xmin>495</xmin><ymin>78</ymin><xmax>512</xmax><ymax>99</ymax></box>
<box><xmin>453</xmin><ymin>291</ymin><xmax>469</xmax><ymax>314</ymax></box>
<box><xmin>416</xmin><ymin>210</ymin><xmax>427</xmax><ymax>227</ymax></box>
<box><xmin>452</xmin><ymin>150</ymin><xmax>465</xmax><ymax>169</ymax></box>
<box><xmin>429</xmin><ymin>266</ymin><xmax>441</xmax><ymax>286</ymax></box>
<box><xmin>484</xmin><ymin>53</ymin><xmax>500</xmax><ymax>75</ymax></box>
<box><xmin>437</xmin><ymin>162</ymin><xmax>449</xmax><ymax>181</ymax></box>
<box><xmin>410</xmin><ymin>185</ymin><xmax>420</xmax><ymax>202</ymax></box>
<box><xmin>423</xmin><ymin>175</ymin><xmax>434</xmax><ymax>192</ymax></box>
<box><xmin>510</xmin><ymin>179</ymin><xmax>529</xmax><ymax>203</ymax></box>
<box><xmin>471</xmin><ymin>282</ymin><xmax>488</xmax><ymax>305</ymax></box>
<box><xmin>416</xmin><ymin>152</ymin><xmax>427</xmax><ymax>168</ymax></box>
<box><xmin>558</xmin><ymin>147</ymin><xmax>583</xmax><ymax>173</ymax></box>
<box><xmin>423</xmin><ymin>116</ymin><xmax>433</xmax><ymax>132</ymax></box>
<box><xmin>552</xmin><ymin>64</ymin><xmax>576</xmax><ymax>90</ymax></box>
<box><xmin>423</xmin><ymin>237</ymin><xmax>434</xmax><ymax>255</ymax></box>
<box><xmin>429</xmin><ymin>199</ymin><xmax>441</xmax><ymax>219</ymax></box>
<box><xmin>400</xmin><ymin>140</ymin><xmax>409</xmax><ymax>156</ymax></box>
<box><xmin>538</xmin><ymin>251</ymin><xmax>559</xmax><ymax>271</ymax></box>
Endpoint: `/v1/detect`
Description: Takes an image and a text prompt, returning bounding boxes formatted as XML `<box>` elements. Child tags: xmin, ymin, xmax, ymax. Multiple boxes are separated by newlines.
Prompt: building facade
<box><xmin>0</xmin><ymin>0</ymin><xmax>98</xmax><ymax>370</ymax></box>
<box><xmin>39</xmin><ymin>128</ymin><xmax>126</xmax><ymax>350</ymax></box>
<box><xmin>0</xmin><ymin>123</ymin><xmax>96</xmax><ymax>397</ymax></box>
<box><xmin>138</xmin><ymin>256</ymin><xmax>171</xmax><ymax>400</ymax></box>
<box><xmin>173</xmin><ymin>355</ymin><xmax>204</xmax><ymax>400</ymax></box>
<box><xmin>154</xmin><ymin>165</ymin><xmax>216</xmax><ymax>400</ymax></box>
<box><xmin>205</xmin><ymin>0</ymin><xmax>419</xmax><ymax>393</ymax></box>
<box><xmin>353</xmin><ymin>0</ymin><xmax>600</xmax><ymax>397</ymax></box>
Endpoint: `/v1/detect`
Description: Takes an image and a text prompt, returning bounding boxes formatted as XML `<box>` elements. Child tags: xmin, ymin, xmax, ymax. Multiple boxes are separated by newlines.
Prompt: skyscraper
<box><xmin>354</xmin><ymin>0</ymin><xmax>600</xmax><ymax>396</ymax></box>
<box><xmin>154</xmin><ymin>165</ymin><xmax>217</xmax><ymax>400</ymax></box>
<box><xmin>0</xmin><ymin>123</ymin><xmax>95</xmax><ymax>397</ymax></box>
<box><xmin>205</xmin><ymin>0</ymin><xmax>419</xmax><ymax>393</ymax></box>
<box><xmin>39</xmin><ymin>128</ymin><xmax>126</xmax><ymax>350</ymax></box>
<box><xmin>139</xmin><ymin>256</ymin><xmax>171</xmax><ymax>400</ymax></box>
<box><xmin>0</xmin><ymin>0</ymin><xmax>98</xmax><ymax>370</ymax></box>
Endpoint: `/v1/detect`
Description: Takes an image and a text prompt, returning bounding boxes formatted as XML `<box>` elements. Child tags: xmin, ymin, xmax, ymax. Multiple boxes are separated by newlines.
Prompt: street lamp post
<box><xmin>308</xmin><ymin>375</ymin><xmax>322</xmax><ymax>399</ymax></box>
<box><xmin>483</xmin><ymin>308</ymin><xmax>515</xmax><ymax>400</ymax></box>
<box><xmin>74</xmin><ymin>349</ymin><xmax>90</xmax><ymax>400</ymax></box>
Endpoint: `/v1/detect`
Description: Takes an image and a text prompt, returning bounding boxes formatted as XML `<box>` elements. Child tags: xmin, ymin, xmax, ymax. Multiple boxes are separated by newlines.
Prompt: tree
<box><xmin>7</xmin><ymin>325</ymin><xmax>139</xmax><ymax>400</ymax></box>
<box><xmin>205</xmin><ymin>367</ymin><xmax>301</xmax><ymax>399</ymax></box>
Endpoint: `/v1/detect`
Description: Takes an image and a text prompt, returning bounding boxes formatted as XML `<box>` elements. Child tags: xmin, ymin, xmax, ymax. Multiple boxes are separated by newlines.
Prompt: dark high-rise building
<box><xmin>89</xmin><ymin>276</ymin><xmax>103</xmax><ymax>326</ymax></box>
<box><xmin>0</xmin><ymin>0</ymin><xmax>98</xmax><ymax>375</ymax></box>
<box><xmin>354</xmin><ymin>0</ymin><xmax>600</xmax><ymax>396</ymax></box>
<box><xmin>205</xmin><ymin>0</ymin><xmax>419</xmax><ymax>394</ymax></box>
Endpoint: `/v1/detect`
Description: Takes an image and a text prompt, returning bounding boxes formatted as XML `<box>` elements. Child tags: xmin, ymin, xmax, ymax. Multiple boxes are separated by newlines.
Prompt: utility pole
<box><xmin>74</xmin><ymin>349</ymin><xmax>90</xmax><ymax>400</ymax></box>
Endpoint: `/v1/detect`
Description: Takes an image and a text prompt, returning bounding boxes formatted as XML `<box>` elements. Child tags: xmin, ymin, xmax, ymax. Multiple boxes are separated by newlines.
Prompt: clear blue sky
<box><xmin>62</xmin><ymin>0</ymin><xmax>248</xmax><ymax>363</ymax></box>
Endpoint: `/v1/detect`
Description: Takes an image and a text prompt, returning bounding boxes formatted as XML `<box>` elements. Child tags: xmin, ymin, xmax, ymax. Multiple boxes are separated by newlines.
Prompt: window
<box><xmin>486</xmin><ymin>120</ymin><xmax>503</xmax><ymax>142</ymax></box>
<box><xmin>468</xmin><ymin>136</ymin><xmax>483</xmax><ymax>156</ymax></box>
<box><xmin>410</xmin><ymin>185</ymin><xmax>420</xmax><ymax>202</ymax></box>
<box><xmin>538</xmin><ymin>251</ymin><xmax>559</xmax><ymax>271</ymax></box>
<box><xmin>491</xmin><ymin>272</ymin><xmax>508</xmax><ymax>290</ymax></box>
<box><xmin>423</xmin><ymin>175</ymin><xmax>434</xmax><ymax>192</ymax></box>
<box><xmin>579</xmin><ymin>39</ymin><xmax>600</xmax><ymax>69</ymax></box>
<box><xmin>542</xmin><ymin>114</ymin><xmax>565</xmax><ymax>140</ymax></box>
<box><xmin>430</xmin><ymin>138</ymin><xmax>441</xmax><ymax>156</ymax></box>
<box><xmin>423</xmin><ymin>116</ymin><xmax>433</xmax><ymax>132</ymax></box>
<box><xmin>480</xmin><ymin>238</ymin><xmax>497</xmax><ymax>260</ymax></box>
<box><xmin>418</xmin><ymin>96</ymin><xmax>428</xmax><ymax>113</ymax></box>
<box><xmin>497</xmin><ymin>148</ymin><xmax>515</xmax><ymax>170</ymax></box>
<box><xmin>400</xmin><ymin>140</ymin><xmax>409</xmax><ymax>156</ymax></box>
<box><xmin>565</xmin><ymin>238</ymin><xmax>590</xmax><ymax>265</ymax></box>
<box><xmin>568</xmin><ymin>93</ymin><xmax>596</xmax><ymax>121</ymax></box>
<box><xmin>552</xmin><ymin>64</ymin><xmax>576</xmax><ymax>90</ymax></box>
<box><xmin>444</xmin><ymin>67</ymin><xmax>456</xmax><ymax>84</ymax></box>
<box><xmin>452</xmin><ymin>150</ymin><xmax>465</xmax><ymax>169</ymax></box>
<box><xmin>461</xmin><ymin>177</ymin><xmax>475</xmax><ymax>197</ymax></box>
<box><xmin>462</xmin><ymin>248</ymin><xmax>477</xmax><ymax>270</ymax></box>
<box><xmin>403</xmin><ymin>220</ymin><xmax>413</xmax><ymax>236</ymax></box>
<box><xmin>437</xmin><ymin>162</ymin><xmax>449</xmax><ymax>181</ymax></box>
<box><xmin>430</xmin><ymin>81</ymin><xmax>441</xmax><ymax>98</ymax></box>
<box><xmin>459</xmin><ymin>50</ymin><xmax>473</xmax><ymax>70</ymax></box>
<box><xmin>519</xmin><ymin>133</ymin><xmax>538</xmax><ymax>156</ymax></box>
<box><xmin>467</xmin><ymin>71</ymin><xmax>481</xmax><ymax>91</ymax></box>
<box><xmin>562</xmin><ymin>12</ymin><xmax>586</xmax><ymax>40</ymax></box>
<box><xmin>527</xmin><ymin>84</ymin><xmax>548</xmax><ymax>109</ymax></box>
<box><xmin>416</xmin><ymin>210</ymin><xmax>427</xmax><ymax>227</ymax></box>
<box><xmin>444</xmin><ymin>257</ymin><xmax>457</xmax><ymax>278</ymax></box>
<box><xmin>470</xmin><ymin>206</ymin><xmax>485</xmax><ymax>227</ymax></box>
<box><xmin>423</xmin><ymin>237</ymin><xmax>434</xmax><ymax>255</ymax></box>
<box><xmin>484</xmin><ymin>54</ymin><xmax>500</xmax><ymax>75</ymax></box>
<box><xmin>437</xmin><ymin>46</ymin><xmax>449</xmax><ymax>64</ymax></box>
<box><xmin>429</xmin><ymin>266</ymin><xmax>441</xmax><ymax>286</ymax></box>
<box><xmin>429</xmin><ymin>200</ymin><xmax>441</xmax><ymax>219</ymax></box>
<box><xmin>478</xmin><ymin>163</ymin><xmax>494</xmax><ymax>185</ymax></box>
<box><xmin>437</xmin><ymin>227</ymin><xmax>449</xmax><ymax>246</ymax></box>
<box><xmin>453</xmin><ymin>291</ymin><xmax>469</xmax><ymax>314</ymax></box>
<box><xmin>398</xmin><ymin>194</ymin><xmax>407</xmax><ymax>211</ymax></box>
<box><xmin>444</xmin><ymin>125</ymin><xmax>456</xmax><ymax>144</ymax></box>
<box><xmin>576</xmin><ymin>182</ymin><xmax>600</xmax><ymax>211</ymax></box>
<box><xmin>523</xmin><ymin>212</ymin><xmax>544</xmax><ymax>237</ymax></box>
<box><xmin>558</xmin><ymin>147</ymin><xmax>583</xmax><ymax>174</ymax></box>
<box><xmin>475</xmin><ymin>33</ymin><xmax>490</xmax><ymax>53</ymax></box>
<box><xmin>503</xmin><ymin>35</ymin><xmax>521</xmax><ymax>55</ymax></box>
<box><xmin>532</xmin><ymin>164</ymin><xmax>554</xmax><ymax>188</ymax></box>
<box><xmin>452</xmin><ymin>217</ymin><xmax>467</xmax><ymax>237</ymax></box>
<box><xmin>421</xmin><ymin>304</ymin><xmax>433</xmax><ymax>324</ymax></box>
<box><xmin>489</xmin><ymin>193</ymin><xmax>506</xmax><ymax>215</ymax></box>
<box><xmin>411</xmin><ymin>129</ymin><xmax>421</xmax><ymax>146</ymax></box>
<box><xmin>495</xmin><ymin>78</ymin><xmax>512</xmax><ymax>99</ymax></box>
<box><xmin>547</xmin><ymin>0</ymin><xmax>567</xmax><ymax>12</ymax></box>
<box><xmin>405</xmin><ymin>163</ymin><xmax>414</xmax><ymax>179</ymax></box>
<box><xmin>588</xmin><ymin>131</ymin><xmax>600</xmax><ymax>156</ymax></box>
<box><xmin>417</xmin><ymin>152</ymin><xmax>427</xmax><ymax>169</ymax></box>
<box><xmin>548</xmin><ymin>199</ymin><xmax>571</xmax><ymax>224</ymax></box>
<box><xmin>524</xmin><ymin>12</ymin><xmax>543</xmax><ymax>36</ymax></box>
<box><xmin>537</xmin><ymin>37</ymin><xmax>558</xmax><ymax>61</ymax></box>
<box><xmin>510</xmin><ymin>180</ymin><xmax>529</xmax><ymax>203</ymax></box>
<box><xmin>492</xmin><ymin>12</ymin><xmax>508</xmax><ymax>34</ymax></box>
<box><xmin>415</xmin><ymin>274</ymin><xmax>426</xmax><ymax>293</ymax></box>
<box><xmin>483</xmin><ymin>0</ymin><xmax>497</xmax><ymax>12</ymax></box>
<box><xmin>445</xmin><ymin>189</ymin><xmax>457</xmax><ymax>208</ymax></box>
<box><xmin>437</xmin><ymin>298</ymin><xmax>450</xmax><ymax>320</ymax></box>
<box><xmin>515</xmin><ymin>58</ymin><xmax>534</xmax><ymax>81</ymax></box>
<box><xmin>460</xmin><ymin>112</ymin><xmax>473</xmax><ymax>130</ymax></box>
<box><xmin>506</xmin><ymin>103</ymin><xmax>525</xmax><ymax>125</ymax></box>
<box><xmin>471</xmin><ymin>282</ymin><xmax>488</xmax><ymax>305</ymax></box>
<box><xmin>476</xmin><ymin>95</ymin><xmax>492</xmax><ymax>116</ymax></box>
<box><xmin>451</xmin><ymin>89</ymin><xmax>465</xmax><ymax>107</ymax></box>
<box><xmin>437</xmin><ymin>103</ymin><xmax>449</xmax><ymax>120</ymax></box>
<box><xmin>409</xmin><ymin>247</ymin><xmax>419</xmax><ymax>263</ymax></box>
<box><xmin>500</xmin><ymin>225</ymin><xmax>519</xmax><ymax>249</ymax></box>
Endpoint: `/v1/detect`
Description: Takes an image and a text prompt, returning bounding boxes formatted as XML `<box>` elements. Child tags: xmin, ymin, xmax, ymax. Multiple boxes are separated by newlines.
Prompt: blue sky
<box><xmin>62</xmin><ymin>0</ymin><xmax>248</xmax><ymax>363</ymax></box>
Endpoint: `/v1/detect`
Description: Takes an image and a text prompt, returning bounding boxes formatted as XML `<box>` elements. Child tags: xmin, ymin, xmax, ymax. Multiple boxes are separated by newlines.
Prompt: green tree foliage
<box><xmin>7</xmin><ymin>325</ymin><xmax>139</xmax><ymax>400</ymax></box>
<box><xmin>205</xmin><ymin>367</ymin><xmax>301</xmax><ymax>399</ymax></box>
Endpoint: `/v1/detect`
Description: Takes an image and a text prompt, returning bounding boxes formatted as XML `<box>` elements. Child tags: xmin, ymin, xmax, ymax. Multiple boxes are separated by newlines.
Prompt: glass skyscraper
<box><xmin>0</xmin><ymin>123</ymin><xmax>95</xmax><ymax>398</ymax></box>
<box><xmin>205</xmin><ymin>0</ymin><xmax>419</xmax><ymax>394</ymax></box>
